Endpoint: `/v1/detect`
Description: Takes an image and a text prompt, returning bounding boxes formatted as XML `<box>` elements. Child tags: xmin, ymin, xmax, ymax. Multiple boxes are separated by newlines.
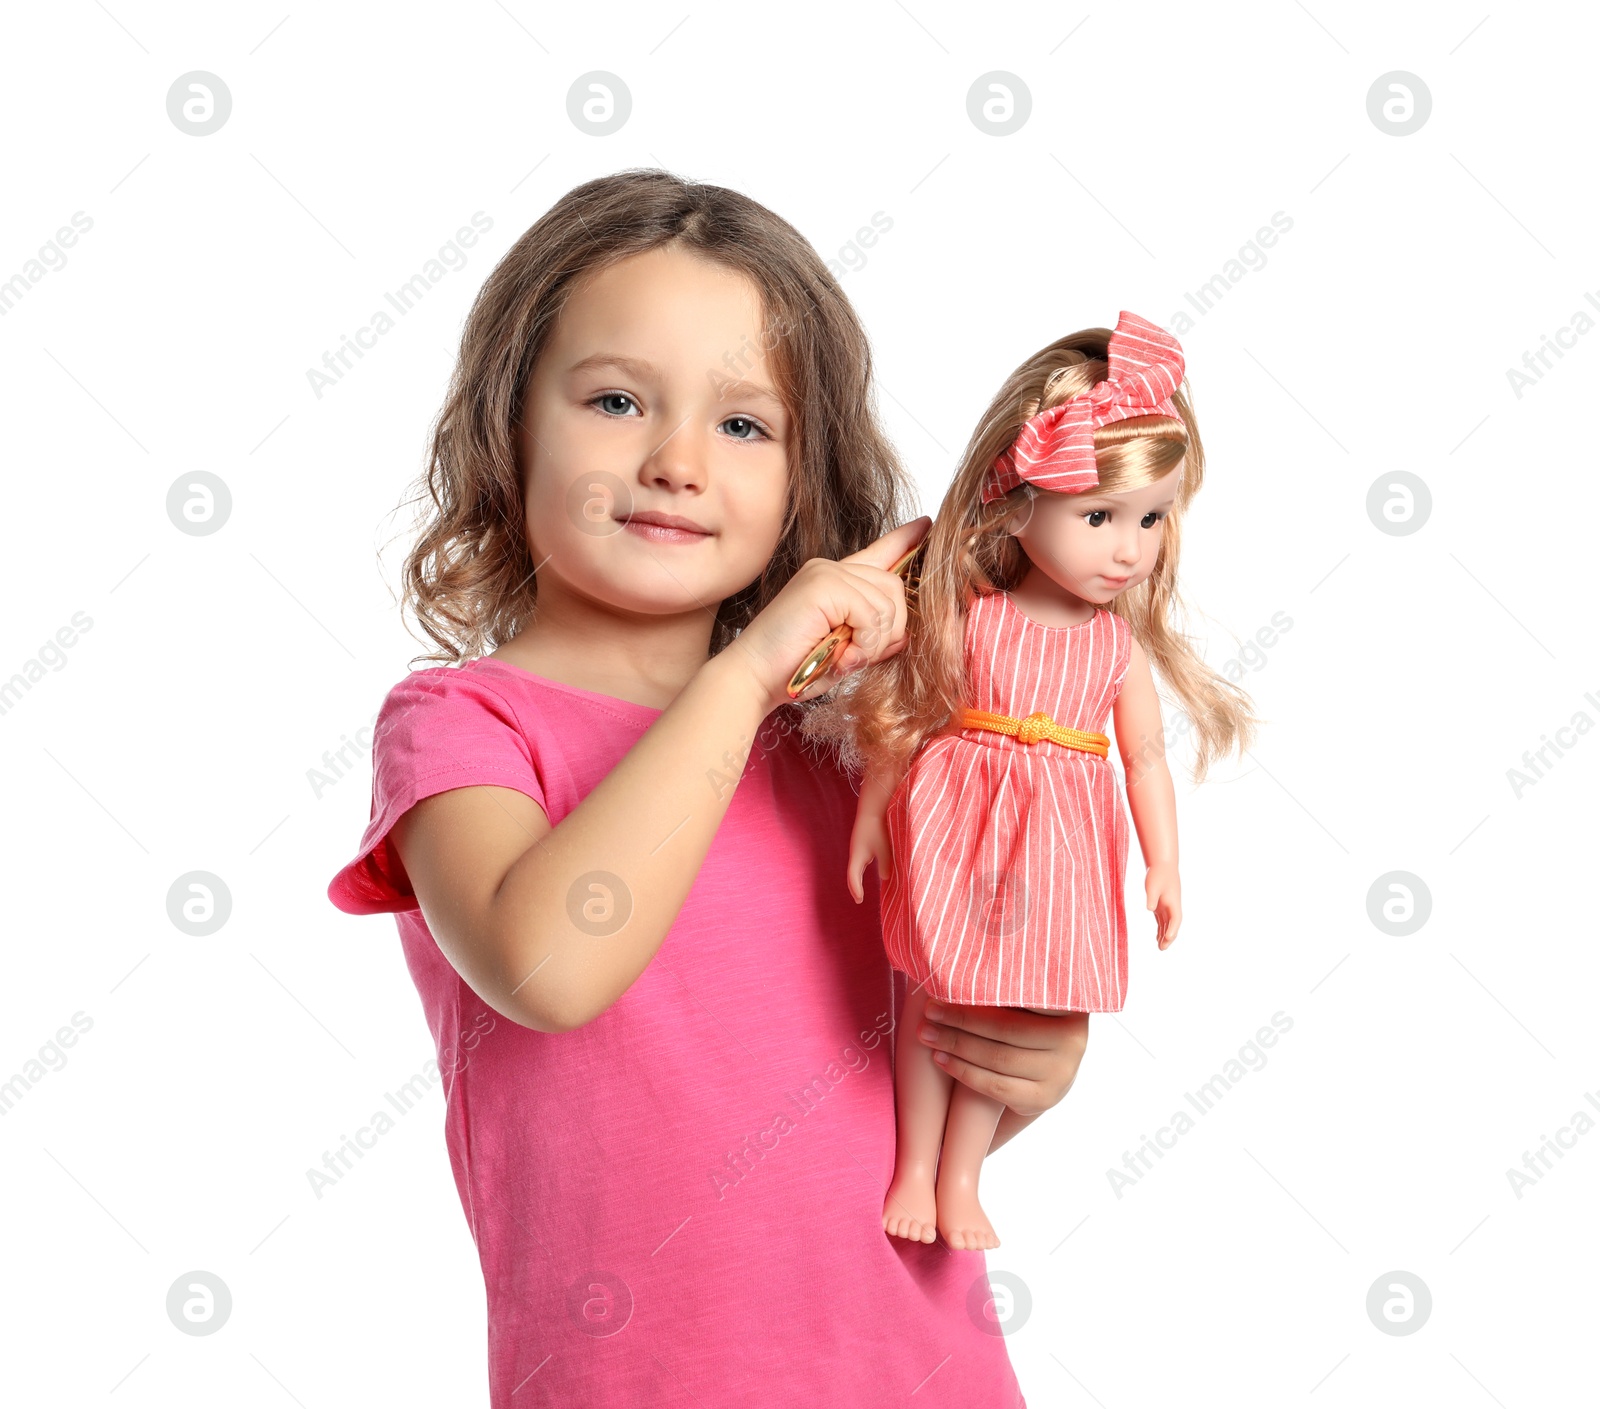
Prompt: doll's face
<box><xmin>1006</xmin><ymin>461</ymin><xmax>1182</xmax><ymax>604</ymax></box>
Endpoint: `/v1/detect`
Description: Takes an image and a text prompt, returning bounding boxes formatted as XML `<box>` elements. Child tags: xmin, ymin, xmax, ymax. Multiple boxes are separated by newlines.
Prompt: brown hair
<box><xmin>392</xmin><ymin>168</ymin><xmax>914</xmax><ymax>667</ymax></box>
<box><xmin>807</xmin><ymin>325</ymin><xmax>1259</xmax><ymax>786</ymax></box>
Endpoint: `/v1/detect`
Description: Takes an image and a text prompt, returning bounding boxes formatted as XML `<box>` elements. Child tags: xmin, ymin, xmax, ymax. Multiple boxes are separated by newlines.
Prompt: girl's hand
<box><xmin>846</xmin><ymin>803</ymin><xmax>892</xmax><ymax>904</ymax></box>
<box><xmin>917</xmin><ymin>1002</ymin><xmax>1089</xmax><ymax>1119</ymax></box>
<box><xmin>727</xmin><ymin>516</ymin><xmax>931</xmax><ymax>715</ymax></box>
<box><xmin>1145</xmin><ymin>861</ymin><xmax>1181</xmax><ymax>949</ymax></box>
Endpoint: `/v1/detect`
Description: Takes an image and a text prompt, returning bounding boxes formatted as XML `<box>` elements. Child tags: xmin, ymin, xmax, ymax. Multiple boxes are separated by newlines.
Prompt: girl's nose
<box><xmin>641</xmin><ymin>420</ymin><xmax>706</xmax><ymax>491</ymax></box>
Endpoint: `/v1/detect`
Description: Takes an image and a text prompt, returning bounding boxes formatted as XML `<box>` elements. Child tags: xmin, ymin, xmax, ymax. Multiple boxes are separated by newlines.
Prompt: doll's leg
<box><xmin>935</xmin><ymin>1082</ymin><xmax>1006</xmax><ymax>1249</ymax></box>
<box><xmin>883</xmin><ymin>983</ymin><xmax>953</xmax><ymax>1243</ymax></box>
<box><xmin>936</xmin><ymin>1006</ymin><xmax>1081</xmax><ymax>1249</ymax></box>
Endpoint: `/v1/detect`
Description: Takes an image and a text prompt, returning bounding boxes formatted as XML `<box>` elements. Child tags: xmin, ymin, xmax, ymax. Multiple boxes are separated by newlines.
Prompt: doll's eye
<box><xmin>1141</xmin><ymin>511</ymin><xmax>1167</xmax><ymax>529</ymax></box>
<box><xmin>1084</xmin><ymin>510</ymin><xmax>1108</xmax><ymax>527</ymax></box>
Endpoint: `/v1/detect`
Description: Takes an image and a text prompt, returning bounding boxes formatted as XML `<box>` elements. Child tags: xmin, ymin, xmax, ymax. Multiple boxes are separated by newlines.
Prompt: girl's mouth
<box><xmin>619</xmin><ymin>516</ymin><xmax>713</xmax><ymax>544</ymax></box>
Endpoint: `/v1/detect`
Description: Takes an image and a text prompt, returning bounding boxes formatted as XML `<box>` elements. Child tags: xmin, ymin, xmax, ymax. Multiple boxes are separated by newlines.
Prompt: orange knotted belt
<box><xmin>957</xmin><ymin>707</ymin><xmax>1111</xmax><ymax>758</ymax></box>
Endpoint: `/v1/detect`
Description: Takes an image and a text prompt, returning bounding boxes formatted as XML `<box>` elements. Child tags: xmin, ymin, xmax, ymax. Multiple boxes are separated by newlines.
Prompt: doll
<box><xmin>820</xmin><ymin>311</ymin><xmax>1258</xmax><ymax>1250</ymax></box>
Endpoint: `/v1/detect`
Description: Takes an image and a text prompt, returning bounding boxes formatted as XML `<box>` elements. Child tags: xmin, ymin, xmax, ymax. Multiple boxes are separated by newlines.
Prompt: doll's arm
<box><xmin>1111</xmin><ymin>639</ymin><xmax>1182</xmax><ymax>949</ymax></box>
<box><xmin>846</xmin><ymin>756</ymin><xmax>909</xmax><ymax>904</ymax></box>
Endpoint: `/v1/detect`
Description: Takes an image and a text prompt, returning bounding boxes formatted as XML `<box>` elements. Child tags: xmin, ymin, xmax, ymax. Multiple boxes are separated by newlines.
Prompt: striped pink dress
<box><xmin>881</xmin><ymin>589</ymin><xmax>1133</xmax><ymax>1012</ymax></box>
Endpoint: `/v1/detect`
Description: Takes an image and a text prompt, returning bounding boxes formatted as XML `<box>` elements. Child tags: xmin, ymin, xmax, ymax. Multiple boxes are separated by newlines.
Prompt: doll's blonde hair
<box><xmin>806</xmin><ymin>324</ymin><xmax>1259</xmax><ymax>788</ymax></box>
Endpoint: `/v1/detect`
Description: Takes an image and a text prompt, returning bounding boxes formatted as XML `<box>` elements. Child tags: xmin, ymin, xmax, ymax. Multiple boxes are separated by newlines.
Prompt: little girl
<box><xmin>326</xmin><ymin>169</ymin><xmax>1084</xmax><ymax>1407</ymax></box>
<box><xmin>821</xmin><ymin>311</ymin><xmax>1259</xmax><ymax>1250</ymax></box>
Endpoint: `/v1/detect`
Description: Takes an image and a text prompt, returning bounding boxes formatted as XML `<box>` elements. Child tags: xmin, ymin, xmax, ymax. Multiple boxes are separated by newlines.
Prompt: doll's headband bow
<box><xmin>980</xmin><ymin>310</ymin><xmax>1186</xmax><ymax>504</ymax></box>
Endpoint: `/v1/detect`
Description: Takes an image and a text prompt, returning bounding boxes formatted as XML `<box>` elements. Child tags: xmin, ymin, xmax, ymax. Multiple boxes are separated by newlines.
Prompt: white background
<box><xmin>2</xmin><ymin>1</ymin><xmax>1595</xmax><ymax>1404</ymax></box>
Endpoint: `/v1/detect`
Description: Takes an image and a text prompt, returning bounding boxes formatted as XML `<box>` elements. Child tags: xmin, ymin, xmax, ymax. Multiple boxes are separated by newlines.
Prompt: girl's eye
<box><xmin>588</xmin><ymin>394</ymin><xmax>772</xmax><ymax>443</ymax></box>
<box><xmin>720</xmin><ymin>415</ymin><xmax>772</xmax><ymax>443</ymax></box>
<box><xmin>591</xmin><ymin>392</ymin><xmax>640</xmax><ymax>417</ymax></box>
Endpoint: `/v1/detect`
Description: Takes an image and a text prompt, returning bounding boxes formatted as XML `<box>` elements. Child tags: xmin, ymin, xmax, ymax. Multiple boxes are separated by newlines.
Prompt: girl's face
<box><xmin>516</xmin><ymin>244</ymin><xmax>791</xmax><ymax>624</ymax></box>
<box><xmin>1007</xmin><ymin>462</ymin><xmax>1183</xmax><ymax>605</ymax></box>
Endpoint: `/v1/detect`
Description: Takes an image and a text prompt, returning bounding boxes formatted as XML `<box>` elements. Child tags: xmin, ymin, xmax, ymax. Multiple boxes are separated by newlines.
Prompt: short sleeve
<box><xmin>327</xmin><ymin>666</ymin><xmax>548</xmax><ymax>916</ymax></box>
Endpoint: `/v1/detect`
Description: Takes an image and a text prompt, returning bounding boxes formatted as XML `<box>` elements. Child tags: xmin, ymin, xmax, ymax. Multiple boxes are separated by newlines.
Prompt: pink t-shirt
<box><xmin>327</xmin><ymin>658</ymin><xmax>1025</xmax><ymax>1407</ymax></box>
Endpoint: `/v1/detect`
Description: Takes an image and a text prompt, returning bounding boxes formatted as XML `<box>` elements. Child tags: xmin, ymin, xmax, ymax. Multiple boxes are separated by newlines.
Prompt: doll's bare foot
<box><xmin>935</xmin><ymin>1172</ymin><xmax>1000</xmax><ymax>1250</ymax></box>
<box><xmin>882</xmin><ymin>1167</ymin><xmax>939</xmax><ymax>1243</ymax></box>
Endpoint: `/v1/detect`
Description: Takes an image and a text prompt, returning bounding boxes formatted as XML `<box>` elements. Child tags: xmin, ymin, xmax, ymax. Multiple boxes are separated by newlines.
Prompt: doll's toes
<box><xmin>883</xmin><ymin>1171</ymin><xmax>938</xmax><ymax>1242</ymax></box>
<box><xmin>935</xmin><ymin>1189</ymin><xmax>1000</xmax><ymax>1251</ymax></box>
<box><xmin>883</xmin><ymin>1210</ymin><xmax>938</xmax><ymax>1243</ymax></box>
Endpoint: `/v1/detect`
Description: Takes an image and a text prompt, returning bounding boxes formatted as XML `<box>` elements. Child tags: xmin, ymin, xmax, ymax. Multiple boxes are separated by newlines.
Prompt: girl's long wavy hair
<box><xmin>393</xmin><ymin>167</ymin><xmax>914</xmax><ymax>669</ymax></box>
<box><xmin>807</xmin><ymin>325</ymin><xmax>1259</xmax><ymax>787</ymax></box>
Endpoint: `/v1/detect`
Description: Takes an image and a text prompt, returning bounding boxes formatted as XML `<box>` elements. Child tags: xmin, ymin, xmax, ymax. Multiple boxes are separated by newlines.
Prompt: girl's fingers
<box><xmin>922</xmin><ymin>1002</ymin><xmax>1057</xmax><ymax>1049</ymax></box>
<box><xmin>924</xmin><ymin>1006</ymin><xmax>1089</xmax><ymax>1112</ymax></box>
<box><xmin>931</xmin><ymin>1049</ymin><xmax>1028</xmax><ymax>1110</ymax></box>
<box><xmin>793</xmin><ymin>575</ymin><xmax>896</xmax><ymax>681</ymax></box>
<box><xmin>840</xmin><ymin>566</ymin><xmax>905</xmax><ymax>648</ymax></box>
<box><xmin>919</xmin><ymin>1018</ymin><xmax>1052</xmax><ymax>1081</ymax></box>
<box><xmin>838</xmin><ymin>515</ymin><xmax>931</xmax><ymax>572</ymax></box>
<box><xmin>744</xmin><ymin>529</ymin><xmax>918</xmax><ymax>705</ymax></box>
<box><xmin>788</xmin><ymin>524</ymin><xmax>919</xmax><ymax>670</ymax></box>
<box><xmin>833</xmin><ymin>576</ymin><xmax>906</xmax><ymax>674</ymax></box>
<box><xmin>855</xmin><ymin>554</ymin><xmax>912</xmax><ymax>636</ymax></box>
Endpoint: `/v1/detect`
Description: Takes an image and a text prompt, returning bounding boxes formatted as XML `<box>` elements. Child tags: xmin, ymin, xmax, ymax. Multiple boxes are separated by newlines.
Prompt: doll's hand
<box><xmin>846</xmin><ymin>806</ymin><xmax>893</xmax><ymax>903</ymax></box>
<box><xmin>1145</xmin><ymin>862</ymin><xmax>1181</xmax><ymax>950</ymax></box>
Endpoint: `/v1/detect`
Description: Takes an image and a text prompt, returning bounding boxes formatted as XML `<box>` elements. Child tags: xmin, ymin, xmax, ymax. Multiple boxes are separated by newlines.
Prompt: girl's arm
<box><xmin>391</xmin><ymin>518</ymin><xmax>929</xmax><ymax>1034</ymax></box>
<box><xmin>393</xmin><ymin>651</ymin><xmax>771</xmax><ymax>1033</ymax></box>
<box><xmin>991</xmin><ymin>1107</ymin><xmax>1041</xmax><ymax>1153</ymax></box>
<box><xmin>1111</xmin><ymin>638</ymin><xmax>1182</xmax><ymax>948</ymax></box>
